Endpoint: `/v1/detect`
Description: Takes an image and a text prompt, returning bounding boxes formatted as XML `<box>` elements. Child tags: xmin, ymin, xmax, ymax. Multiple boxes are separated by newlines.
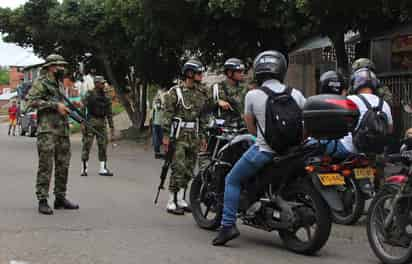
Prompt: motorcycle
<box><xmin>315</xmin><ymin>151</ymin><xmax>375</xmax><ymax>225</ymax></box>
<box><xmin>190</xmin><ymin>137</ymin><xmax>336</xmax><ymax>255</ymax></box>
<box><xmin>367</xmin><ymin>102</ymin><xmax>412</xmax><ymax>264</ymax></box>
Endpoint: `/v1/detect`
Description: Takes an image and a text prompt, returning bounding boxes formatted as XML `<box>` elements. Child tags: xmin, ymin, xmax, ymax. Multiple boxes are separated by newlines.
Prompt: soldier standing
<box><xmin>80</xmin><ymin>76</ymin><xmax>114</xmax><ymax>177</ymax></box>
<box><xmin>162</xmin><ymin>59</ymin><xmax>209</xmax><ymax>215</ymax></box>
<box><xmin>27</xmin><ymin>54</ymin><xmax>79</xmax><ymax>215</ymax></box>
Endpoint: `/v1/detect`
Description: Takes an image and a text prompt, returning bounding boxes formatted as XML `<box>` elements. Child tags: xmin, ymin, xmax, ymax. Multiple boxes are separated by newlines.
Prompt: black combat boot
<box><xmin>54</xmin><ymin>198</ymin><xmax>79</xmax><ymax>210</ymax></box>
<box><xmin>38</xmin><ymin>199</ymin><xmax>53</xmax><ymax>215</ymax></box>
<box><xmin>212</xmin><ymin>225</ymin><xmax>240</xmax><ymax>246</ymax></box>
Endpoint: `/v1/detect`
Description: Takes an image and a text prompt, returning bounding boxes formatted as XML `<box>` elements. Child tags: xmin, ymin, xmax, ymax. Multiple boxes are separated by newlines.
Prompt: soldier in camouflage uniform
<box><xmin>27</xmin><ymin>54</ymin><xmax>79</xmax><ymax>215</ymax></box>
<box><xmin>199</xmin><ymin>58</ymin><xmax>247</xmax><ymax>172</ymax></box>
<box><xmin>162</xmin><ymin>59</ymin><xmax>210</xmax><ymax>215</ymax></box>
<box><xmin>80</xmin><ymin>76</ymin><xmax>115</xmax><ymax>177</ymax></box>
<box><xmin>211</xmin><ymin>58</ymin><xmax>247</xmax><ymax>123</ymax></box>
<box><xmin>351</xmin><ymin>58</ymin><xmax>393</xmax><ymax>106</ymax></box>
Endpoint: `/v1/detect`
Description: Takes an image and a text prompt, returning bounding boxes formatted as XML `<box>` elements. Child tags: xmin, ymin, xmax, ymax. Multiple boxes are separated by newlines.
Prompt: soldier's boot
<box><xmin>99</xmin><ymin>161</ymin><xmax>114</xmax><ymax>176</ymax></box>
<box><xmin>54</xmin><ymin>198</ymin><xmax>79</xmax><ymax>210</ymax></box>
<box><xmin>38</xmin><ymin>199</ymin><xmax>53</xmax><ymax>215</ymax></box>
<box><xmin>81</xmin><ymin>160</ymin><xmax>88</xmax><ymax>177</ymax></box>
<box><xmin>166</xmin><ymin>192</ymin><xmax>184</xmax><ymax>215</ymax></box>
<box><xmin>177</xmin><ymin>188</ymin><xmax>192</xmax><ymax>213</ymax></box>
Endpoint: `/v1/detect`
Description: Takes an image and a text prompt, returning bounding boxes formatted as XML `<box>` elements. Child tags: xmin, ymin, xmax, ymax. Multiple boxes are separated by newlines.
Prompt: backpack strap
<box><xmin>376</xmin><ymin>97</ymin><xmax>384</xmax><ymax>111</ymax></box>
<box><xmin>357</xmin><ymin>94</ymin><xmax>373</xmax><ymax>110</ymax></box>
<box><xmin>212</xmin><ymin>83</ymin><xmax>220</xmax><ymax>102</ymax></box>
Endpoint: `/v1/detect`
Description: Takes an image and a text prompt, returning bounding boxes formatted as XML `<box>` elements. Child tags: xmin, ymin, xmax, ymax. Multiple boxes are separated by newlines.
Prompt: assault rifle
<box><xmin>154</xmin><ymin>117</ymin><xmax>182</xmax><ymax>205</ymax></box>
<box><xmin>55</xmin><ymin>89</ymin><xmax>105</xmax><ymax>139</ymax></box>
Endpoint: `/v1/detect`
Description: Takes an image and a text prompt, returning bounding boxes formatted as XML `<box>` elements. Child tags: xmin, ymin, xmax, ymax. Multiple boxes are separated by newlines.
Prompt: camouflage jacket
<box><xmin>27</xmin><ymin>73</ymin><xmax>70</xmax><ymax>136</ymax></box>
<box><xmin>211</xmin><ymin>80</ymin><xmax>247</xmax><ymax>123</ymax></box>
<box><xmin>162</xmin><ymin>83</ymin><xmax>210</xmax><ymax>139</ymax></box>
<box><xmin>81</xmin><ymin>89</ymin><xmax>114</xmax><ymax>128</ymax></box>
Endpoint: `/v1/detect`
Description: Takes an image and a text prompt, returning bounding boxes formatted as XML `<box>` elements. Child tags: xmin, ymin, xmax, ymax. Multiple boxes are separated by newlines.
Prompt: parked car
<box><xmin>19</xmin><ymin>109</ymin><xmax>37</xmax><ymax>137</ymax></box>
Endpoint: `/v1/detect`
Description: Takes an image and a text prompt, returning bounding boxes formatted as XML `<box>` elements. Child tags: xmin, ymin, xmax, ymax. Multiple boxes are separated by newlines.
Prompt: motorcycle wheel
<box><xmin>279</xmin><ymin>181</ymin><xmax>332</xmax><ymax>255</ymax></box>
<box><xmin>367</xmin><ymin>184</ymin><xmax>412</xmax><ymax>264</ymax></box>
<box><xmin>190</xmin><ymin>171</ymin><xmax>222</xmax><ymax>230</ymax></box>
<box><xmin>332</xmin><ymin>177</ymin><xmax>365</xmax><ymax>225</ymax></box>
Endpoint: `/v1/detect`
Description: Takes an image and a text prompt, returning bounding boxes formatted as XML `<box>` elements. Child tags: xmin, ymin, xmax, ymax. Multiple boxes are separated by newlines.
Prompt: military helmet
<box><xmin>319</xmin><ymin>71</ymin><xmax>346</xmax><ymax>95</ymax></box>
<box><xmin>223</xmin><ymin>58</ymin><xmax>245</xmax><ymax>73</ymax></box>
<box><xmin>350</xmin><ymin>68</ymin><xmax>379</xmax><ymax>93</ymax></box>
<box><xmin>42</xmin><ymin>54</ymin><xmax>68</xmax><ymax>68</ymax></box>
<box><xmin>94</xmin><ymin>76</ymin><xmax>106</xmax><ymax>84</ymax></box>
<box><xmin>182</xmin><ymin>59</ymin><xmax>205</xmax><ymax>77</ymax></box>
<box><xmin>253</xmin><ymin>50</ymin><xmax>288</xmax><ymax>82</ymax></box>
<box><xmin>352</xmin><ymin>58</ymin><xmax>376</xmax><ymax>73</ymax></box>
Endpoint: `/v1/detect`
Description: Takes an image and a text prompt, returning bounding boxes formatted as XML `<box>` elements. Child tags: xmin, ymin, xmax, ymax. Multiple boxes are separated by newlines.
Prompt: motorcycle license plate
<box><xmin>318</xmin><ymin>173</ymin><xmax>345</xmax><ymax>186</ymax></box>
<box><xmin>354</xmin><ymin>167</ymin><xmax>374</xmax><ymax>180</ymax></box>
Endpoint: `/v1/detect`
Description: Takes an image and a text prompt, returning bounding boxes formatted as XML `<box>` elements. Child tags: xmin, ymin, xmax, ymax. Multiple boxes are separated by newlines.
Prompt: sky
<box><xmin>0</xmin><ymin>0</ymin><xmax>45</xmax><ymax>66</ymax></box>
<box><xmin>0</xmin><ymin>0</ymin><xmax>27</xmax><ymax>9</ymax></box>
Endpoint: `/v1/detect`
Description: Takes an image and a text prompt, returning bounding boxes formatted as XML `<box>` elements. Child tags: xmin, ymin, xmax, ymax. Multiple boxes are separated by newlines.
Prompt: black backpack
<box><xmin>352</xmin><ymin>94</ymin><xmax>389</xmax><ymax>153</ymax></box>
<box><xmin>256</xmin><ymin>86</ymin><xmax>303</xmax><ymax>155</ymax></box>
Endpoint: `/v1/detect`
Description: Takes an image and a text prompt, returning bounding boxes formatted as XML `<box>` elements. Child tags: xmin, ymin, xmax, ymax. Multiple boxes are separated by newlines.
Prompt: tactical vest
<box><xmin>87</xmin><ymin>92</ymin><xmax>110</xmax><ymax>118</ymax></box>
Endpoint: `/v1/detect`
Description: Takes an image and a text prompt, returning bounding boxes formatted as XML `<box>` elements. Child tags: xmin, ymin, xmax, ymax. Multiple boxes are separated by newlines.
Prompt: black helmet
<box><xmin>253</xmin><ymin>50</ymin><xmax>287</xmax><ymax>82</ymax></box>
<box><xmin>223</xmin><ymin>58</ymin><xmax>245</xmax><ymax>74</ymax></box>
<box><xmin>182</xmin><ymin>59</ymin><xmax>205</xmax><ymax>77</ymax></box>
<box><xmin>319</xmin><ymin>71</ymin><xmax>346</xmax><ymax>95</ymax></box>
<box><xmin>352</xmin><ymin>58</ymin><xmax>376</xmax><ymax>73</ymax></box>
<box><xmin>350</xmin><ymin>68</ymin><xmax>379</xmax><ymax>93</ymax></box>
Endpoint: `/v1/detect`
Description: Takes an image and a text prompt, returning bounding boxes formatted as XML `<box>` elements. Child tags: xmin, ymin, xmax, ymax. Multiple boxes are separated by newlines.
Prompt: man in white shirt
<box><xmin>322</xmin><ymin>68</ymin><xmax>393</xmax><ymax>158</ymax></box>
<box><xmin>213</xmin><ymin>50</ymin><xmax>306</xmax><ymax>246</ymax></box>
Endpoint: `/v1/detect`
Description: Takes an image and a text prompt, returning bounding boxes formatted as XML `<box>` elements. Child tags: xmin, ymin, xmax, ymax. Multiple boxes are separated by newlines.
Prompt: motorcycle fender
<box><xmin>311</xmin><ymin>174</ymin><xmax>344</xmax><ymax>212</ymax></box>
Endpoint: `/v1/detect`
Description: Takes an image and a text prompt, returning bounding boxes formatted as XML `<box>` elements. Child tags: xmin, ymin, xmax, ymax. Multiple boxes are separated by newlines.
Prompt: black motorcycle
<box><xmin>367</xmin><ymin>104</ymin><xmax>412</xmax><ymax>264</ymax></box>
<box><xmin>191</xmin><ymin>136</ymin><xmax>336</xmax><ymax>254</ymax></box>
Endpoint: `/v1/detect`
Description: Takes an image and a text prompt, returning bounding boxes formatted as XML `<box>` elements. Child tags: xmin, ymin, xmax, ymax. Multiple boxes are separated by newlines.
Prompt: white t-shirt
<box><xmin>340</xmin><ymin>94</ymin><xmax>393</xmax><ymax>153</ymax></box>
<box><xmin>245</xmin><ymin>79</ymin><xmax>306</xmax><ymax>153</ymax></box>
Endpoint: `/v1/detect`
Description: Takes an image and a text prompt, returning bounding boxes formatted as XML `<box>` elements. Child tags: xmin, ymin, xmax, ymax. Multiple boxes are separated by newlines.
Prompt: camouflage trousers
<box><xmin>81</xmin><ymin>119</ymin><xmax>108</xmax><ymax>162</ymax></box>
<box><xmin>36</xmin><ymin>133</ymin><xmax>71</xmax><ymax>200</ymax></box>
<box><xmin>169</xmin><ymin>133</ymin><xmax>199</xmax><ymax>193</ymax></box>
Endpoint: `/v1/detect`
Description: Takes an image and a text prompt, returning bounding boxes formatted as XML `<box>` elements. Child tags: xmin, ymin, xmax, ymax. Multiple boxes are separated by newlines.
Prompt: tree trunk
<box><xmin>99</xmin><ymin>53</ymin><xmax>140</xmax><ymax>129</ymax></box>
<box><xmin>330</xmin><ymin>31</ymin><xmax>349</xmax><ymax>77</ymax></box>
<box><xmin>139</xmin><ymin>81</ymin><xmax>148</xmax><ymax>129</ymax></box>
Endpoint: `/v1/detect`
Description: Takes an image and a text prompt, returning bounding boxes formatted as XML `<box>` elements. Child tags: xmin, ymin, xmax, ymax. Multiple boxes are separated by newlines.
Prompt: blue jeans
<box><xmin>319</xmin><ymin>140</ymin><xmax>351</xmax><ymax>159</ymax></box>
<box><xmin>152</xmin><ymin>124</ymin><xmax>163</xmax><ymax>153</ymax></box>
<box><xmin>221</xmin><ymin>144</ymin><xmax>275</xmax><ymax>227</ymax></box>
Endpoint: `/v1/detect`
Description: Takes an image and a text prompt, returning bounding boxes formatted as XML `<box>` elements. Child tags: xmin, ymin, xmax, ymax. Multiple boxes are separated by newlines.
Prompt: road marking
<box><xmin>10</xmin><ymin>261</ymin><xmax>30</xmax><ymax>264</ymax></box>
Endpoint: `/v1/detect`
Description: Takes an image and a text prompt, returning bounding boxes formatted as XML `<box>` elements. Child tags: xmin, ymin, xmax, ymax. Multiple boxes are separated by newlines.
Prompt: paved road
<box><xmin>0</xmin><ymin>125</ymin><xmax>381</xmax><ymax>264</ymax></box>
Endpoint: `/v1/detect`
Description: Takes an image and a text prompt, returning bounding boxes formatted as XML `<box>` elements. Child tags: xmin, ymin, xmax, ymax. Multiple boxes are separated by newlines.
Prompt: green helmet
<box><xmin>352</xmin><ymin>58</ymin><xmax>376</xmax><ymax>73</ymax></box>
<box><xmin>42</xmin><ymin>54</ymin><xmax>68</xmax><ymax>68</ymax></box>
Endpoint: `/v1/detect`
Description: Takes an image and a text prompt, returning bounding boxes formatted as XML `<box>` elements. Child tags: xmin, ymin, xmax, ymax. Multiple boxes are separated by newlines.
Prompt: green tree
<box><xmin>0</xmin><ymin>68</ymin><xmax>9</xmax><ymax>85</ymax></box>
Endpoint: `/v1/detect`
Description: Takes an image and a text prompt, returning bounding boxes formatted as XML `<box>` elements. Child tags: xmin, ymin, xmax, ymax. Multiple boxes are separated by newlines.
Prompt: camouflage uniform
<box><xmin>199</xmin><ymin>81</ymin><xmax>247</xmax><ymax>171</ymax></box>
<box><xmin>212</xmin><ymin>80</ymin><xmax>247</xmax><ymax>123</ymax></box>
<box><xmin>81</xmin><ymin>89</ymin><xmax>114</xmax><ymax>162</ymax></box>
<box><xmin>162</xmin><ymin>83</ymin><xmax>209</xmax><ymax>193</ymax></box>
<box><xmin>27</xmin><ymin>73</ymin><xmax>71</xmax><ymax>201</ymax></box>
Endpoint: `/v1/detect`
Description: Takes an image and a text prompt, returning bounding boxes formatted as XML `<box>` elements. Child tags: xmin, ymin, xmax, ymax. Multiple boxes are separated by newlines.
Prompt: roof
<box><xmin>291</xmin><ymin>32</ymin><xmax>360</xmax><ymax>54</ymax></box>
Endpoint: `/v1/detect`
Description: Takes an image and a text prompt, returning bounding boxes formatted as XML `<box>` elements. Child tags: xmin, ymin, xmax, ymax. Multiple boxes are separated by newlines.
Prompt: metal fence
<box><xmin>380</xmin><ymin>73</ymin><xmax>412</xmax><ymax>136</ymax></box>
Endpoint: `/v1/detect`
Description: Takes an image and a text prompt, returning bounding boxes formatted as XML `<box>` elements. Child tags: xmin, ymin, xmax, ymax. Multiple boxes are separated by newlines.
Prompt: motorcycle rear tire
<box><xmin>332</xmin><ymin>177</ymin><xmax>365</xmax><ymax>225</ymax></box>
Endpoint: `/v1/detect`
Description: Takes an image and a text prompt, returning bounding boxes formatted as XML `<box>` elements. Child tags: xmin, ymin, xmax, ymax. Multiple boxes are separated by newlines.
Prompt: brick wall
<box><xmin>8</xmin><ymin>67</ymin><xmax>24</xmax><ymax>90</ymax></box>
